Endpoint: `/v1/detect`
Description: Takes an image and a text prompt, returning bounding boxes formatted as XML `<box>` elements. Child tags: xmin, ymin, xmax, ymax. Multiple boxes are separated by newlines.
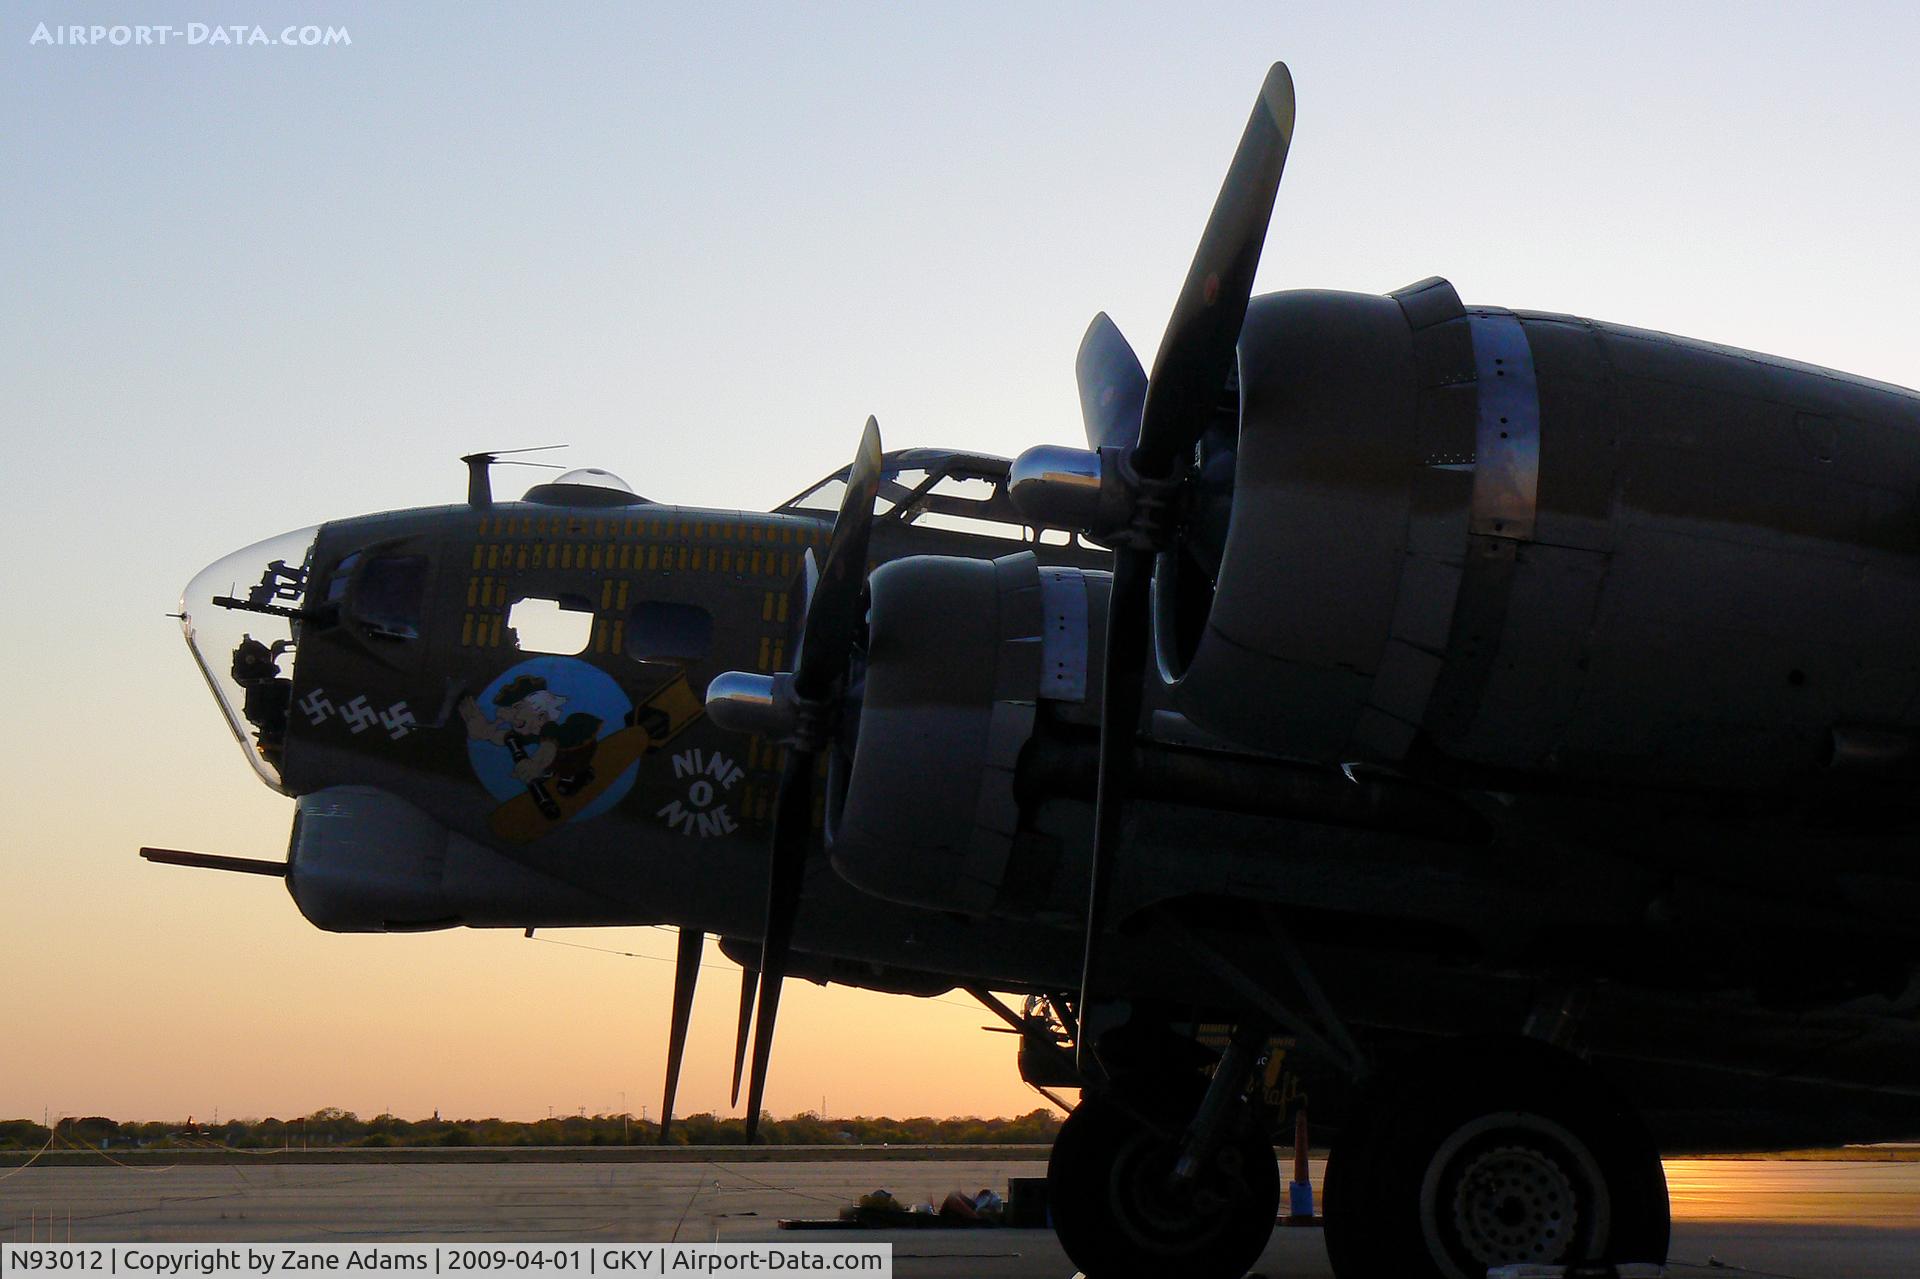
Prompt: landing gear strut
<box><xmin>1323</xmin><ymin>1038</ymin><xmax>1670</xmax><ymax>1279</ymax></box>
<box><xmin>1047</xmin><ymin>1073</ymin><xmax>1279</xmax><ymax>1279</ymax></box>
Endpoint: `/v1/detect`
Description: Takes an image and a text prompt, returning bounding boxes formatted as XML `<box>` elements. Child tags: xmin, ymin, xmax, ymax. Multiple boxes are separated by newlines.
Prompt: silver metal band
<box><xmin>1466</xmin><ymin>310</ymin><xmax>1541</xmax><ymax>541</ymax></box>
<box><xmin>1356</xmin><ymin>301</ymin><xmax>1543</xmax><ymax>760</ymax></box>
<box><xmin>1039</xmin><ymin>567</ymin><xmax>1092</xmax><ymax>703</ymax></box>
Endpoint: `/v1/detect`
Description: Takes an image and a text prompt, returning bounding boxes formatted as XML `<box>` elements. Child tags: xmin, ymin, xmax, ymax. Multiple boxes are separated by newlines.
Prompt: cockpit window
<box><xmin>895</xmin><ymin>472</ymin><xmax>1026</xmax><ymax>540</ymax></box>
<box><xmin>625</xmin><ymin>602</ymin><xmax>713</xmax><ymax>665</ymax></box>
<box><xmin>351</xmin><ymin>555</ymin><xmax>428</xmax><ymax>640</ymax></box>
<box><xmin>325</xmin><ymin>552</ymin><xmax>362</xmax><ymax>604</ymax></box>
<box><xmin>777</xmin><ymin>452</ymin><xmax>1058</xmax><ymax>543</ymax></box>
<box><xmin>785</xmin><ymin>474</ymin><xmax>899</xmax><ymax>517</ymax></box>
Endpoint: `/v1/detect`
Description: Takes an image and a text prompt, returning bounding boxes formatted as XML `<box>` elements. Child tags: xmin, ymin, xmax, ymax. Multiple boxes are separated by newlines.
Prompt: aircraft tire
<box><xmin>1046</xmin><ymin>1077</ymin><xmax>1279</xmax><ymax>1279</ymax></box>
<box><xmin>1322</xmin><ymin>1038</ymin><xmax>1669</xmax><ymax>1279</ymax></box>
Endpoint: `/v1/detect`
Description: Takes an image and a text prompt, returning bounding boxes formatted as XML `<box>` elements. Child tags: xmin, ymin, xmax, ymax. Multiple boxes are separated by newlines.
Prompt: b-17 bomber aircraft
<box><xmin>148</xmin><ymin>62</ymin><xmax>1920</xmax><ymax>1279</ymax></box>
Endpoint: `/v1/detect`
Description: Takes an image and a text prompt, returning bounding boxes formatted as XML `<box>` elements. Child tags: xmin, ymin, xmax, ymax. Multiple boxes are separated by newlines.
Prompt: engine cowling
<box><xmin>1158</xmin><ymin>278</ymin><xmax>1920</xmax><ymax>789</ymax></box>
<box><xmin>827</xmin><ymin>552</ymin><xmax>1108</xmax><ymax>918</ymax></box>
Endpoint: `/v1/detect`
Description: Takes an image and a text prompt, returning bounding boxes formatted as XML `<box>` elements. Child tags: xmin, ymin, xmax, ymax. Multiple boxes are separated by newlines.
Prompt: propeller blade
<box><xmin>1075</xmin><ymin>312</ymin><xmax>1148</xmax><ymax>453</ymax></box>
<box><xmin>727</xmin><ymin>417</ymin><xmax>884</xmax><ymax>1142</ymax></box>
<box><xmin>730</xmin><ymin>951</ymin><xmax>758</xmax><ymax>1107</ymax></box>
<box><xmin>792</xmin><ymin>416</ymin><xmax>883</xmax><ymax>700</ymax></box>
<box><xmin>743</xmin><ymin>746</ymin><xmax>816</xmax><ymax>1142</ymax></box>
<box><xmin>1075</xmin><ymin>65</ymin><xmax>1298</xmax><ymax>1069</ymax></box>
<box><xmin>1136</xmin><ymin>62</ymin><xmax>1294</xmax><ymax>480</ymax></box>
<box><xmin>1075</xmin><ymin>545</ymin><xmax>1154</xmax><ymax>1067</ymax></box>
<box><xmin>658</xmin><ymin>927</ymin><xmax>704</xmax><ymax>1145</ymax></box>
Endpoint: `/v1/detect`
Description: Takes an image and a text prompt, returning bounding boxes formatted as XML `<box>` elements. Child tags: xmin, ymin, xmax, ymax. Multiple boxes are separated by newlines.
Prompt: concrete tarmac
<box><xmin>4</xmin><ymin>1157</ymin><xmax>1918</xmax><ymax>1278</ymax></box>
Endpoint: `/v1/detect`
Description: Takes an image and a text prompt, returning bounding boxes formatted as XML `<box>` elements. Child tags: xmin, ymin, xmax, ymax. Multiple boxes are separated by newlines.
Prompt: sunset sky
<box><xmin>6</xmin><ymin>2</ymin><xmax>1920</xmax><ymax>1125</ymax></box>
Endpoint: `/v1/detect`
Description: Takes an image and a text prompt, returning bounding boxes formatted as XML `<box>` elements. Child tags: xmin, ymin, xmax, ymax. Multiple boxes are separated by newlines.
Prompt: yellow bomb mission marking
<box><xmin>657</xmin><ymin>747</ymin><xmax>745</xmax><ymax>836</ymax></box>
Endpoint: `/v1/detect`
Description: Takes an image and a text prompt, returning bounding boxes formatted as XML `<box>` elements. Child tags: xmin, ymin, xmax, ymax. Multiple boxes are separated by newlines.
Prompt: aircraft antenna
<box><xmin>461</xmin><ymin>444</ymin><xmax>567</xmax><ymax>509</ymax></box>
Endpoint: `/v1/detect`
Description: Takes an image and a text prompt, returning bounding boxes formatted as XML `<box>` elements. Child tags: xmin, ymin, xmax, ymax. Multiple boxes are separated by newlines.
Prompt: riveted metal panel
<box><xmin>1416</xmin><ymin>383</ymin><xmax>1478</xmax><ymax>465</ymax></box>
<box><xmin>1423</xmin><ymin>535</ymin><xmax>1520</xmax><ymax>744</ymax></box>
<box><xmin>1447</xmin><ymin>542</ymin><xmax>1610</xmax><ymax>767</ymax></box>
<box><xmin>1467</xmin><ymin>310</ymin><xmax>1541</xmax><ymax>541</ymax></box>
<box><xmin>1356</xmin><ymin>280</ymin><xmax>1479</xmax><ymax>759</ymax></box>
<box><xmin>1039</xmin><ymin>568</ymin><xmax>1092</xmax><ymax>702</ymax></box>
<box><xmin>1370</xmin><ymin>639</ymin><xmax>1448</xmax><ymax>725</ymax></box>
<box><xmin>1387</xmin><ymin>555</ymin><xmax>1467</xmax><ymax>655</ymax></box>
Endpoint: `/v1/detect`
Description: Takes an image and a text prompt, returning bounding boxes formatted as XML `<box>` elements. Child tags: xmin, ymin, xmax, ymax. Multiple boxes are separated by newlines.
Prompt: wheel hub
<box><xmin>1451</xmin><ymin>1143</ymin><xmax>1578</xmax><ymax>1263</ymax></box>
<box><xmin>1419</xmin><ymin>1110</ymin><xmax>1611</xmax><ymax>1279</ymax></box>
<box><xmin>1108</xmin><ymin>1130</ymin><xmax>1236</xmax><ymax>1246</ymax></box>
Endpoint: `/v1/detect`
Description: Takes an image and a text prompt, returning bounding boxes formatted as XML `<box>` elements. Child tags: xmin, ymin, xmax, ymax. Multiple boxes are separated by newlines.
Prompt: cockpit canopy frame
<box><xmin>777</xmin><ymin>447</ymin><xmax>1052</xmax><ymax>539</ymax></box>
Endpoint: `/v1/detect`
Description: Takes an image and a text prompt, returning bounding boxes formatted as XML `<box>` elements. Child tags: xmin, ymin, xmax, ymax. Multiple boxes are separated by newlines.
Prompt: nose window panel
<box><xmin>325</xmin><ymin>552</ymin><xmax>361</xmax><ymax>604</ymax></box>
<box><xmin>351</xmin><ymin>555</ymin><xmax>428</xmax><ymax>640</ymax></box>
<box><xmin>180</xmin><ymin>525</ymin><xmax>320</xmax><ymax>792</ymax></box>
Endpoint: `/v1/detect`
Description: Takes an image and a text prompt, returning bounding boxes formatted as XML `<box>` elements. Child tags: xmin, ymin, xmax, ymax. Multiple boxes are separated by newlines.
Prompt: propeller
<box><xmin>706</xmin><ymin>416</ymin><xmax>886</xmax><ymax>1140</ymax></box>
<box><xmin>730</xmin><ymin>951</ymin><xmax>757</xmax><ymax>1107</ymax></box>
<box><xmin>1075</xmin><ymin>312</ymin><xmax>1148</xmax><ymax>452</ymax></box>
<box><xmin>657</xmin><ymin>927</ymin><xmax>704</xmax><ymax>1145</ymax></box>
<box><xmin>1133</xmin><ymin>63</ymin><xmax>1293</xmax><ymax>480</ymax></box>
<box><xmin>740</xmin><ymin>748</ymin><xmax>822</xmax><ymax>1139</ymax></box>
<box><xmin>1051</xmin><ymin>64</ymin><xmax>1297</xmax><ymax>1069</ymax></box>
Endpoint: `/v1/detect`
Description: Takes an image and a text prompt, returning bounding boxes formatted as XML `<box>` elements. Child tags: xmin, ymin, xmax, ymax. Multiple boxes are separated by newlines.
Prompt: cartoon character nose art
<box><xmin>460</xmin><ymin>656</ymin><xmax>701</xmax><ymax>843</ymax></box>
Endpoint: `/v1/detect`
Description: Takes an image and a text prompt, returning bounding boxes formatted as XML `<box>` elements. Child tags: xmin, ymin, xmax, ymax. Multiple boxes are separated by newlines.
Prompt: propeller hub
<box><xmin>1007</xmin><ymin>444</ymin><xmax>1131</xmax><ymax>538</ymax></box>
<box><xmin>705</xmin><ymin>671</ymin><xmax>798</xmax><ymax>738</ymax></box>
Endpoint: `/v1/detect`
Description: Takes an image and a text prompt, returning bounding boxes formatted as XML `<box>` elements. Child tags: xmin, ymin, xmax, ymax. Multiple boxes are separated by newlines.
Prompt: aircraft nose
<box><xmin>179</xmin><ymin>524</ymin><xmax>321</xmax><ymax>793</ymax></box>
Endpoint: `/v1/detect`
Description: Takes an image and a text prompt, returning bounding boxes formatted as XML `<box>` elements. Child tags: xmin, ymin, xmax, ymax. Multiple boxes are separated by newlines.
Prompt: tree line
<box><xmin>0</xmin><ymin>1108</ymin><xmax>1063</xmax><ymax>1151</ymax></box>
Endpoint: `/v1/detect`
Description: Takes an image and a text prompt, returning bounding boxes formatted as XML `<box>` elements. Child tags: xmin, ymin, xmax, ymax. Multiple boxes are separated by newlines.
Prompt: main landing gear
<box><xmin>1042</xmin><ymin>1029</ymin><xmax>1670</xmax><ymax>1279</ymax></box>
<box><xmin>1323</xmin><ymin>1038</ymin><xmax>1670</xmax><ymax>1279</ymax></box>
<box><xmin>1048</xmin><ymin>1070</ymin><xmax>1279</xmax><ymax>1279</ymax></box>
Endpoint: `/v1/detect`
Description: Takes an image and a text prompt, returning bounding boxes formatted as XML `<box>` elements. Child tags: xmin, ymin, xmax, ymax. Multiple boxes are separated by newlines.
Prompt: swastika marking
<box><xmin>380</xmin><ymin>702</ymin><xmax>417</xmax><ymax>740</ymax></box>
<box><xmin>340</xmin><ymin>695</ymin><xmax>378</xmax><ymax>734</ymax></box>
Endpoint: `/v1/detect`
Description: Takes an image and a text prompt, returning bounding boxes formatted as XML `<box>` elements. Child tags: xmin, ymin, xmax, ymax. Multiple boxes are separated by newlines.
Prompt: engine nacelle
<box><xmin>1159</xmin><ymin>278</ymin><xmax>1920</xmax><ymax>789</ymax></box>
<box><xmin>828</xmin><ymin>552</ymin><xmax>1107</xmax><ymax>917</ymax></box>
<box><xmin>288</xmin><ymin>785</ymin><xmax>627</xmax><ymax>931</ymax></box>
